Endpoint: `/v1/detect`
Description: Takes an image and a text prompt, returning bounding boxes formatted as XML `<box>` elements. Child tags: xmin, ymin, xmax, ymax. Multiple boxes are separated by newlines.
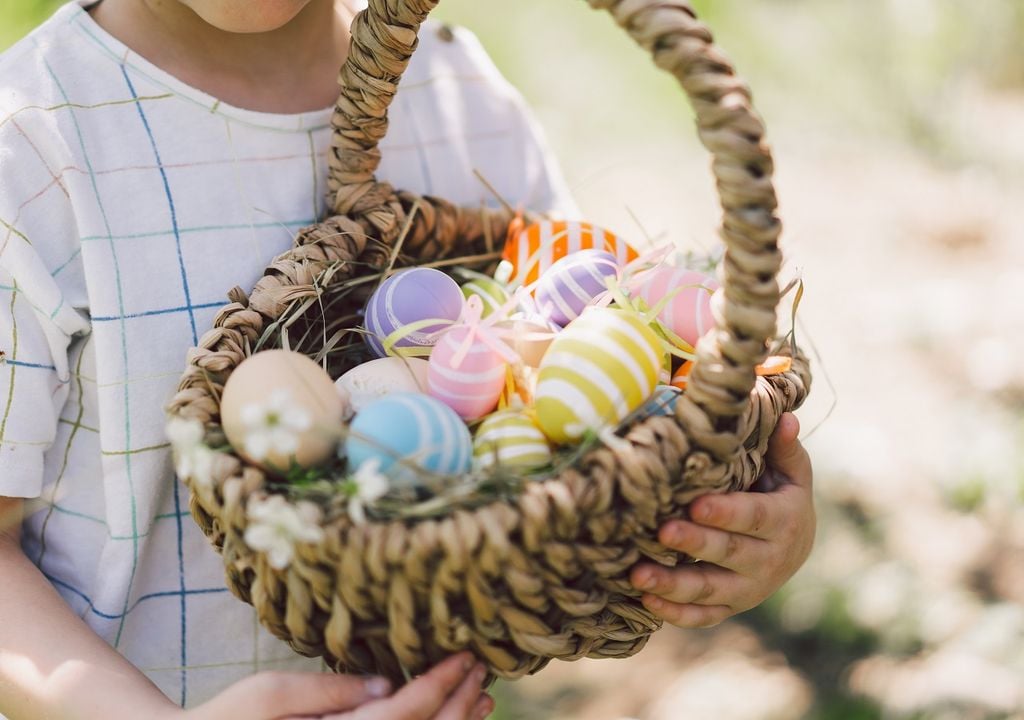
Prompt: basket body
<box><xmin>168</xmin><ymin>0</ymin><xmax>811</xmax><ymax>682</ymax></box>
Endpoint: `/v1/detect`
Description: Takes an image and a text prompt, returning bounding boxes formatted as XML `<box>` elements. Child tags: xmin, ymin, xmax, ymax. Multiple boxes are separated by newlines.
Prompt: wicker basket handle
<box><xmin>327</xmin><ymin>0</ymin><xmax>783</xmax><ymax>461</ymax></box>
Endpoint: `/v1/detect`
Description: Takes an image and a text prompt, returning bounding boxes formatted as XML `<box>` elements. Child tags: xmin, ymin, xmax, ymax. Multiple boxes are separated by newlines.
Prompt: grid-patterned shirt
<box><xmin>0</xmin><ymin>0</ymin><xmax>574</xmax><ymax>707</ymax></box>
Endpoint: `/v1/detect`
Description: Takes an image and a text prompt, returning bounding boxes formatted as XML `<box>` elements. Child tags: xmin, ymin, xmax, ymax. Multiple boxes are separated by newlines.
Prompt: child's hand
<box><xmin>630</xmin><ymin>412</ymin><xmax>815</xmax><ymax>628</ymax></box>
<box><xmin>181</xmin><ymin>652</ymin><xmax>493</xmax><ymax>720</ymax></box>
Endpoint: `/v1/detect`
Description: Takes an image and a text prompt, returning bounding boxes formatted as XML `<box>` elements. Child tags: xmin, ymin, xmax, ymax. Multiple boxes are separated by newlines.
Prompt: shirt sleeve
<box><xmin>0</xmin><ymin>116</ymin><xmax>90</xmax><ymax>498</ymax></box>
<box><xmin>448</xmin><ymin>25</ymin><xmax>581</xmax><ymax>218</ymax></box>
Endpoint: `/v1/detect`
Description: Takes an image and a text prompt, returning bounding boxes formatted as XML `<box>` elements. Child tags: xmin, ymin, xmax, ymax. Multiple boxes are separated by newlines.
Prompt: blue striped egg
<box><xmin>345</xmin><ymin>393</ymin><xmax>472</xmax><ymax>487</ymax></box>
<box><xmin>535</xmin><ymin>308</ymin><xmax>663</xmax><ymax>444</ymax></box>
<box><xmin>473</xmin><ymin>410</ymin><xmax>552</xmax><ymax>472</ymax></box>
<box><xmin>630</xmin><ymin>385</ymin><xmax>683</xmax><ymax>423</ymax></box>
<box><xmin>535</xmin><ymin>249</ymin><xmax>620</xmax><ymax>327</ymax></box>
<box><xmin>363</xmin><ymin>268</ymin><xmax>464</xmax><ymax>358</ymax></box>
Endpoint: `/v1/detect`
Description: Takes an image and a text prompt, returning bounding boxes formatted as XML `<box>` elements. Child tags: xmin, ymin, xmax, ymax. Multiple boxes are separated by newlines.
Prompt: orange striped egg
<box><xmin>535</xmin><ymin>308</ymin><xmax>662</xmax><ymax>444</ymax></box>
<box><xmin>497</xmin><ymin>220</ymin><xmax>638</xmax><ymax>287</ymax></box>
<box><xmin>670</xmin><ymin>360</ymin><xmax>694</xmax><ymax>390</ymax></box>
<box><xmin>427</xmin><ymin>325</ymin><xmax>509</xmax><ymax>421</ymax></box>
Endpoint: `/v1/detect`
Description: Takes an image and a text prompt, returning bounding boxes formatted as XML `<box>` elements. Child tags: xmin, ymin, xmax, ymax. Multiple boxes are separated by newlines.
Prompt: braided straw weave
<box><xmin>167</xmin><ymin>0</ymin><xmax>810</xmax><ymax>683</ymax></box>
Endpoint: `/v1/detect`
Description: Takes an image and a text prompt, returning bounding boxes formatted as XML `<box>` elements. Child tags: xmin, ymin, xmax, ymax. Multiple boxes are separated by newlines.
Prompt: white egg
<box><xmin>335</xmin><ymin>357</ymin><xmax>430</xmax><ymax>415</ymax></box>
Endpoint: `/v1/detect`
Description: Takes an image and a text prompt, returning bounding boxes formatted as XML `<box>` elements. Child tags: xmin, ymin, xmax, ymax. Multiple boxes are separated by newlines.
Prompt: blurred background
<box><xmin>5</xmin><ymin>1</ymin><xmax>1024</xmax><ymax>718</ymax></box>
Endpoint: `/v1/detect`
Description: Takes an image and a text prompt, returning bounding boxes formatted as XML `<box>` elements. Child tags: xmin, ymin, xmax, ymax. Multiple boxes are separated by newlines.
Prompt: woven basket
<box><xmin>168</xmin><ymin>0</ymin><xmax>810</xmax><ymax>683</ymax></box>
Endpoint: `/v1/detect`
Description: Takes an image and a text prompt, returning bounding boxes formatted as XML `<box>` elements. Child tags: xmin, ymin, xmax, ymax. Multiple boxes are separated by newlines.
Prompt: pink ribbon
<box><xmin>447</xmin><ymin>294</ymin><xmax>522</xmax><ymax>369</ymax></box>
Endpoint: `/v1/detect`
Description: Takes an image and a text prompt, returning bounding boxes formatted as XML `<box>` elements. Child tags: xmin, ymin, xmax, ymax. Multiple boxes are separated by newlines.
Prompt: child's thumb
<box><xmin>766</xmin><ymin>413</ymin><xmax>812</xmax><ymax>489</ymax></box>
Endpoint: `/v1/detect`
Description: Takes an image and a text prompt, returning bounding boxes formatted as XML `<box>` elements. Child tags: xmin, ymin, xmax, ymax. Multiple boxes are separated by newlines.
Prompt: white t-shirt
<box><xmin>0</xmin><ymin>0</ymin><xmax>574</xmax><ymax>708</ymax></box>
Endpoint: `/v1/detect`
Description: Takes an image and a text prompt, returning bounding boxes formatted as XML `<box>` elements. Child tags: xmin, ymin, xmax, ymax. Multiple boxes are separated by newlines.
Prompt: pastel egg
<box><xmin>363</xmin><ymin>268</ymin><xmax>464</xmax><ymax>358</ymax></box>
<box><xmin>346</xmin><ymin>393</ymin><xmax>472</xmax><ymax>486</ymax></box>
<box><xmin>670</xmin><ymin>360</ymin><xmax>694</xmax><ymax>390</ymax></box>
<box><xmin>473</xmin><ymin>410</ymin><xmax>552</xmax><ymax>472</ymax></box>
<box><xmin>535</xmin><ymin>249</ymin><xmax>620</xmax><ymax>327</ymax></box>
<box><xmin>498</xmin><ymin>220</ymin><xmax>638</xmax><ymax>287</ymax></box>
<box><xmin>632</xmin><ymin>385</ymin><xmax>683</xmax><ymax>423</ymax></box>
<box><xmin>335</xmin><ymin>357</ymin><xmax>430</xmax><ymax>415</ymax></box>
<box><xmin>493</xmin><ymin>316</ymin><xmax>559</xmax><ymax>368</ymax></box>
<box><xmin>535</xmin><ymin>308</ymin><xmax>663</xmax><ymax>444</ymax></box>
<box><xmin>428</xmin><ymin>325</ymin><xmax>509</xmax><ymax>420</ymax></box>
<box><xmin>221</xmin><ymin>349</ymin><xmax>346</xmax><ymax>471</ymax></box>
<box><xmin>631</xmin><ymin>267</ymin><xmax>719</xmax><ymax>349</ymax></box>
<box><xmin>461</xmin><ymin>276</ymin><xmax>510</xmax><ymax>318</ymax></box>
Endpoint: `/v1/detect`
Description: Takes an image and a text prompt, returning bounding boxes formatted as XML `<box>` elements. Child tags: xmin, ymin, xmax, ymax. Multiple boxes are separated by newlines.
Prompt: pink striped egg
<box><xmin>427</xmin><ymin>325</ymin><xmax>509</xmax><ymax>420</ymax></box>
<box><xmin>535</xmin><ymin>249</ymin><xmax>620</xmax><ymax>327</ymax></box>
<box><xmin>632</xmin><ymin>268</ymin><xmax>719</xmax><ymax>348</ymax></box>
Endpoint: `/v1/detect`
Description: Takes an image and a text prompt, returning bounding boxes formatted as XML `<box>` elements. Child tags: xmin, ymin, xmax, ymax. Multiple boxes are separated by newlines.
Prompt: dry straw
<box><xmin>167</xmin><ymin>0</ymin><xmax>811</xmax><ymax>683</ymax></box>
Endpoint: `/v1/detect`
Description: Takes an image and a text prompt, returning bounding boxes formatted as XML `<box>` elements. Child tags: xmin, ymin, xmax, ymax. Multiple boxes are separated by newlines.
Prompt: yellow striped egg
<box><xmin>472</xmin><ymin>410</ymin><xmax>552</xmax><ymax>472</ymax></box>
<box><xmin>535</xmin><ymin>308</ymin><xmax>663</xmax><ymax>444</ymax></box>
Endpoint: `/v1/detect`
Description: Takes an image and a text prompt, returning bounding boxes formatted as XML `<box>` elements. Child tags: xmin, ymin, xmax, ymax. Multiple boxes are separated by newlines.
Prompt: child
<box><xmin>0</xmin><ymin>0</ymin><xmax>815</xmax><ymax>717</ymax></box>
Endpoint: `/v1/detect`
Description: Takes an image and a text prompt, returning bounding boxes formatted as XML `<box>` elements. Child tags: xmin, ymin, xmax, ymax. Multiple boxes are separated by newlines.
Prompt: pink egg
<box><xmin>632</xmin><ymin>268</ymin><xmax>719</xmax><ymax>348</ymax></box>
<box><xmin>428</xmin><ymin>325</ymin><xmax>509</xmax><ymax>420</ymax></box>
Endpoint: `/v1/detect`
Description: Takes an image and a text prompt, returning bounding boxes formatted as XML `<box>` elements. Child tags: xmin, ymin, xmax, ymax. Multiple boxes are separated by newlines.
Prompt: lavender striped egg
<box><xmin>363</xmin><ymin>268</ymin><xmax>464</xmax><ymax>358</ymax></box>
<box><xmin>535</xmin><ymin>249</ymin><xmax>620</xmax><ymax>327</ymax></box>
<box><xmin>428</xmin><ymin>325</ymin><xmax>509</xmax><ymax>421</ymax></box>
<box><xmin>345</xmin><ymin>393</ymin><xmax>472</xmax><ymax>487</ymax></box>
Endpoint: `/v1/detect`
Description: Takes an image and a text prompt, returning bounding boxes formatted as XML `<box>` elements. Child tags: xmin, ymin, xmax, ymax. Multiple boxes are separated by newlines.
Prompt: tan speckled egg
<box><xmin>220</xmin><ymin>349</ymin><xmax>347</xmax><ymax>472</ymax></box>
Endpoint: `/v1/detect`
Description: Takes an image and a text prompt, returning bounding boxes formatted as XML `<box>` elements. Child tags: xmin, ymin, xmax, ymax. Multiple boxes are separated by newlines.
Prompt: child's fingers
<box><xmin>766</xmin><ymin>412</ymin><xmax>813</xmax><ymax>490</ymax></box>
<box><xmin>344</xmin><ymin>653</ymin><xmax>475</xmax><ymax>720</ymax></box>
<box><xmin>654</xmin><ymin>519</ymin><xmax>768</xmax><ymax>572</ymax></box>
<box><xmin>433</xmin><ymin>663</ymin><xmax>488</xmax><ymax>720</ymax></box>
<box><xmin>640</xmin><ymin>594</ymin><xmax>734</xmax><ymax>629</ymax></box>
<box><xmin>631</xmin><ymin>562</ymin><xmax>756</xmax><ymax>609</ymax></box>
<box><xmin>688</xmin><ymin>492</ymin><xmax>782</xmax><ymax>540</ymax></box>
<box><xmin>469</xmin><ymin>693</ymin><xmax>496</xmax><ymax>720</ymax></box>
<box><xmin>201</xmin><ymin>671</ymin><xmax>391</xmax><ymax>719</ymax></box>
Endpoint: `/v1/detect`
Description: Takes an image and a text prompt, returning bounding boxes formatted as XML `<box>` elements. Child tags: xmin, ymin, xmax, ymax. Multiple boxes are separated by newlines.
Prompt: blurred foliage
<box><xmin>0</xmin><ymin>0</ymin><xmax>62</xmax><ymax>50</ymax></box>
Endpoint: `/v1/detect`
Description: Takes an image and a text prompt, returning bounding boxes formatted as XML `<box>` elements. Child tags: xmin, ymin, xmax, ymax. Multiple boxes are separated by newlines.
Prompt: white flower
<box><xmin>166</xmin><ymin>417</ymin><xmax>214</xmax><ymax>487</ymax></box>
<box><xmin>239</xmin><ymin>389</ymin><xmax>312</xmax><ymax>462</ymax></box>
<box><xmin>244</xmin><ymin>495</ymin><xmax>324</xmax><ymax>570</ymax></box>
<box><xmin>345</xmin><ymin>458</ymin><xmax>390</xmax><ymax>525</ymax></box>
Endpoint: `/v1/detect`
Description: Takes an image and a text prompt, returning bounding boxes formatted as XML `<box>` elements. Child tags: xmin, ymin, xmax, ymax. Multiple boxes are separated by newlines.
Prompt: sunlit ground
<box><xmin>5</xmin><ymin>1</ymin><xmax>1024</xmax><ymax>717</ymax></box>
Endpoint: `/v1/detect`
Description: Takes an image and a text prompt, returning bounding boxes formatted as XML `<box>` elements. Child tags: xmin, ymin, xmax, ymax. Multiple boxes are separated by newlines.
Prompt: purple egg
<box><xmin>534</xmin><ymin>249</ymin><xmax>620</xmax><ymax>326</ymax></box>
<box><xmin>364</xmin><ymin>268</ymin><xmax>464</xmax><ymax>358</ymax></box>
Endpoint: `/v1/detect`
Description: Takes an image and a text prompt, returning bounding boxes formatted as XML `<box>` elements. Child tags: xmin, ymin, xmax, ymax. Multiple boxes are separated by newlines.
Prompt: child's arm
<box><xmin>629</xmin><ymin>412</ymin><xmax>815</xmax><ymax>627</ymax></box>
<box><xmin>0</xmin><ymin>497</ymin><xmax>492</xmax><ymax>720</ymax></box>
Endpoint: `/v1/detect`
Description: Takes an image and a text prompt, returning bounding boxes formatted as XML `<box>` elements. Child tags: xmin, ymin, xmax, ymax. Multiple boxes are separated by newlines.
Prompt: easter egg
<box><xmin>670</xmin><ymin>360</ymin><xmax>694</xmax><ymax>390</ymax></box>
<box><xmin>363</xmin><ymin>268</ymin><xmax>464</xmax><ymax>358</ymax></box>
<box><xmin>473</xmin><ymin>410</ymin><xmax>552</xmax><ymax>472</ymax></box>
<box><xmin>461</xmin><ymin>276</ymin><xmax>510</xmax><ymax>318</ymax></box>
<box><xmin>346</xmin><ymin>393</ymin><xmax>472</xmax><ymax>486</ymax></box>
<box><xmin>428</xmin><ymin>325</ymin><xmax>509</xmax><ymax>420</ymax></box>
<box><xmin>631</xmin><ymin>267</ymin><xmax>719</xmax><ymax>349</ymax></box>
<box><xmin>535</xmin><ymin>308</ymin><xmax>663</xmax><ymax>444</ymax></box>
<box><xmin>498</xmin><ymin>220</ymin><xmax>638</xmax><ymax>287</ymax></box>
<box><xmin>221</xmin><ymin>349</ymin><xmax>346</xmax><ymax>471</ymax></box>
<box><xmin>631</xmin><ymin>385</ymin><xmax>683</xmax><ymax>423</ymax></box>
<box><xmin>335</xmin><ymin>357</ymin><xmax>430</xmax><ymax>415</ymax></box>
<box><xmin>535</xmin><ymin>249</ymin><xmax>620</xmax><ymax>327</ymax></box>
<box><xmin>493</xmin><ymin>316</ymin><xmax>559</xmax><ymax>368</ymax></box>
